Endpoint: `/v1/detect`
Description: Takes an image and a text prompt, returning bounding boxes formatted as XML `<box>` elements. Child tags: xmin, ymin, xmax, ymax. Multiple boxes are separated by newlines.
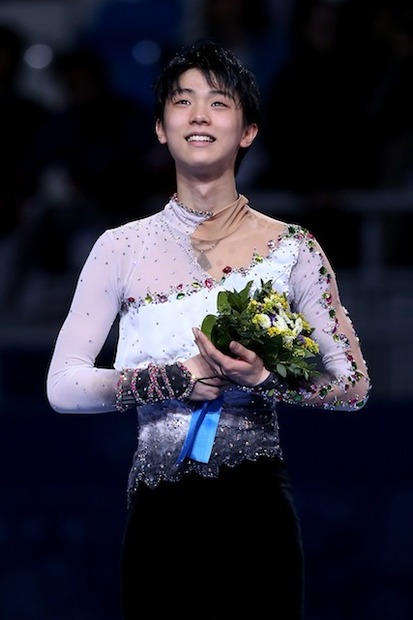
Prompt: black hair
<box><xmin>153</xmin><ymin>39</ymin><xmax>261</xmax><ymax>173</ymax></box>
<box><xmin>154</xmin><ymin>39</ymin><xmax>261</xmax><ymax>122</ymax></box>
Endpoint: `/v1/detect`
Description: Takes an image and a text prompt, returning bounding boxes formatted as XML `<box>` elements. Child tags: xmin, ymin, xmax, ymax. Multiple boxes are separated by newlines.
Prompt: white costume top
<box><xmin>47</xmin><ymin>195</ymin><xmax>371</xmax><ymax>494</ymax></box>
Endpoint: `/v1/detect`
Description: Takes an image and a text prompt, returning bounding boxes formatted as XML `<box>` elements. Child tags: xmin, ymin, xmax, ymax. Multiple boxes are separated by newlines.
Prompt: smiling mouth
<box><xmin>186</xmin><ymin>135</ymin><xmax>215</xmax><ymax>143</ymax></box>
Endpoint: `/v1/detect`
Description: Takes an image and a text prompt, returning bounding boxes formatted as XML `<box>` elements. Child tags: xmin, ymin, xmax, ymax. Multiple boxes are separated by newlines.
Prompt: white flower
<box><xmin>273</xmin><ymin>311</ymin><xmax>290</xmax><ymax>332</ymax></box>
<box><xmin>255</xmin><ymin>313</ymin><xmax>272</xmax><ymax>329</ymax></box>
<box><xmin>291</xmin><ymin>316</ymin><xmax>303</xmax><ymax>337</ymax></box>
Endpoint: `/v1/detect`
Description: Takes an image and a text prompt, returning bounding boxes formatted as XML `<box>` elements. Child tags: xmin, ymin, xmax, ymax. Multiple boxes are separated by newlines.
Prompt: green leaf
<box><xmin>276</xmin><ymin>363</ymin><xmax>287</xmax><ymax>378</ymax></box>
<box><xmin>200</xmin><ymin>314</ymin><xmax>216</xmax><ymax>339</ymax></box>
<box><xmin>216</xmin><ymin>290</ymin><xmax>230</xmax><ymax>312</ymax></box>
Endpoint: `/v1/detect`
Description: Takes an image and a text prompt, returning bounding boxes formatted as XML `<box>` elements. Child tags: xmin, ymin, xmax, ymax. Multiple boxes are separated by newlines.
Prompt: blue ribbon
<box><xmin>176</xmin><ymin>396</ymin><xmax>223</xmax><ymax>464</ymax></box>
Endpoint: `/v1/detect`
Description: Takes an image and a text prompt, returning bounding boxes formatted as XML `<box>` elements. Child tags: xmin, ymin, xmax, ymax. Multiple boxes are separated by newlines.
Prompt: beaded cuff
<box><xmin>237</xmin><ymin>371</ymin><xmax>281</xmax><ymax>400</ymax></box>
<box><xmin>115</xmin><ymin>362</ymin><xmax>197</xmax><ymax>412</ymax></box>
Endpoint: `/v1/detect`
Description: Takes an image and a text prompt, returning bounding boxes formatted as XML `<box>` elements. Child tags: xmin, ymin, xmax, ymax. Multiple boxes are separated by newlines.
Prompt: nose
<box><xmin>189</xmin><ymin>104</ymin><xmax>210</xmax><ymax>124</ymax></box>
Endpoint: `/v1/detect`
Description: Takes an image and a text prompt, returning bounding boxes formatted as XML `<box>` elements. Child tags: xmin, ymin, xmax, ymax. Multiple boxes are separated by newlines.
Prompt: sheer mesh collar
<box><xmin>165</xmin><ymin>193</ymin><xmax>250</xmax><ymax>242</ymax></box>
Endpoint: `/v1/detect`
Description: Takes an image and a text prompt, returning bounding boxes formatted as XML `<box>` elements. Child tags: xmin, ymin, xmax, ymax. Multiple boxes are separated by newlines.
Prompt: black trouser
<box><xmin>121</xmin><ymin>458</ymin><xmax>304</xmax><ymax>619</ymax></box>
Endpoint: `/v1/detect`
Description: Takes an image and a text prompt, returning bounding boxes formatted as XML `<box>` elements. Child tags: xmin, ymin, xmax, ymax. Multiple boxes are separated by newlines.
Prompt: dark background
<box><xmin>1</xmin><ymin>1</ymin><xmax>413</xmax><ymax>618</ymax></box>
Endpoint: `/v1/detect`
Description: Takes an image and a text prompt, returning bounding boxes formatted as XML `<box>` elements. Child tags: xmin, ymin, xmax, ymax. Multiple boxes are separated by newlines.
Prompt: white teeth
<box><xmin>187</xmin><ymin>135</ymin><xmax>213</xmax><ymax>142</ymax></box>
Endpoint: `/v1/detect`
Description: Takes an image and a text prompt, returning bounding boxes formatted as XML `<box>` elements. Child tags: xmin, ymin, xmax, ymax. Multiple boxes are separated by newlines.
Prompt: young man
<box><xmin>47</xmin><ymin>40</ymin><xmax>371</xmax><ymax>619</ymax></box>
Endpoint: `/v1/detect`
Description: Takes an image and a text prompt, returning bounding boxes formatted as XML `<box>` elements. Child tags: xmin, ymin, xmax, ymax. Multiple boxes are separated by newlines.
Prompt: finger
<box><xmin>192</xmin><ymin>327</ymin><xmax>211</xmax><ymax>349</ymax></box>
<box><xmin>193</xmin><ymin>327</ymin><xmax>222</xmax><ymax>361</ymax></box>
<box><xmin>228</xmin><ymin>340</ymin><xmax>258</xmax><ymax>364</ymax></box>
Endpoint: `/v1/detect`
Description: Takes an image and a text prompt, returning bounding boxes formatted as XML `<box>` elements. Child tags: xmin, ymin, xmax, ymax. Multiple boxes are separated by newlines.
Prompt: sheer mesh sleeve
<box><xmin>46</xmin><ymin>230</ymin><xmax>122</xmax><ymax>413</ymax></box>
<box><xmin>285</xmin><ymin>230</ymin><xmax>371</xmax><ymax>410</ymax></box>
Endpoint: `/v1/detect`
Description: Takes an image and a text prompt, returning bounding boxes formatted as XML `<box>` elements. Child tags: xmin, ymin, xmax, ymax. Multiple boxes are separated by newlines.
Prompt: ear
<box><xmin>155</xmin><ymin>119</ymin><xmax>167</xmax><ymax>144</ymax></box>
<box><xmin>240</xmin><ymin>123</ymin><xmax>258</xmax><ymax>149</ymax></box>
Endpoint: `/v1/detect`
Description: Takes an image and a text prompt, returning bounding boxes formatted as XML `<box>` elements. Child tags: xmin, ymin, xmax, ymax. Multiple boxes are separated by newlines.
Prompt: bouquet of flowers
<box><xmin>201</xmin><ymin>279</ymin><xmax>320</xmax><ymax>384</ymax></box>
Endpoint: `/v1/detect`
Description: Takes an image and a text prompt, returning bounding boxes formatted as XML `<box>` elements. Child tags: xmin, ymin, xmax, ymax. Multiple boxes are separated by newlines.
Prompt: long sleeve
<box><xmin>46</xmin><ymin>230</ymin><xmax>122</xmax><ymax>413</ymax></box>
<box><xmin>285</xmin><ymin>230</ymin><xmax>371</xmax><ymax>410</ymax></box>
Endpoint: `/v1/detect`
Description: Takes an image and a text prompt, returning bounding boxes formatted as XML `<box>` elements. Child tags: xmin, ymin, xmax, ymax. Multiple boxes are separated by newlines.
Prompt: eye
<box><xmin>170</xmin><ymin>92</ymin><xmax>191</xmax><ymax>105</ymax></box>
<box><xmin>211</xmin><ymin>100</ymin><xmax>228</xmax><ymax>108</ymax></box>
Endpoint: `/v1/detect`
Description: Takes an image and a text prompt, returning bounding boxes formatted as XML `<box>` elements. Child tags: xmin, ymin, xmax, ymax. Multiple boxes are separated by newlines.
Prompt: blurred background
<box><xmin>0</xmin><ymin>0</ymin><xmax>412</xmax><ymax>618</ymax></box>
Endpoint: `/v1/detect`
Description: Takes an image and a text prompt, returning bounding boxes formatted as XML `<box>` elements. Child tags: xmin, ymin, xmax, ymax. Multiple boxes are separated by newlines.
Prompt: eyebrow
<box><xmin>171</xmin><ymin>86</ymin><xmax>231</xmax><ymax>98</ymax></box>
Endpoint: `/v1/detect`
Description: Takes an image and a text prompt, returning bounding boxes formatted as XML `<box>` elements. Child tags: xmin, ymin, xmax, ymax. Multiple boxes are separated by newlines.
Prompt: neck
<box><xmin>190</xmin><ymin>194</ymin><xmax>249</xmax><ymax>241</ymax></box>
<box><xmin>175</xmin><ymin>178</ymin><xmax>238</xmax><ymax>213</ymax></box>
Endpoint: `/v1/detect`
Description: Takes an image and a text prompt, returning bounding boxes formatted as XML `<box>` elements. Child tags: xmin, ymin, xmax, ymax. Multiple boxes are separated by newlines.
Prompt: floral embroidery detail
<box><xmin>319</xmin><ymin>265</ymin><xmax>331</xmax><ymax>283</ymax></box>
<box><xmin>322</xmin><ymin>291</ymin><xmax>332</xmax><ymax>306</ymax></box>
<box><xmin>285</xmin><ymin>224</ymin><xmax>315</xmax><ymax>249</ymax></box>
<box><xmin>340</xmin><ymin>334</ymin><xmax>350</xmax><ymax>346</ymax></box>
<box><xmin>274</xmin><ymin>225</ymin><xmax>368</xmax><ymax>410</ymax></box>
<box><xmin>120</xmin><ymin>248</ymin><xmax>274</xmax><ymax>311</ymax></box>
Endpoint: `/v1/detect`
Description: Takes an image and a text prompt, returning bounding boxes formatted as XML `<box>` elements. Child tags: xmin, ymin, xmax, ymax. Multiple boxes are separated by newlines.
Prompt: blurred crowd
<box><xmin>1</xmin><ymin>0</ymin><xmax>413</xmax><ymax>319</ymax></box>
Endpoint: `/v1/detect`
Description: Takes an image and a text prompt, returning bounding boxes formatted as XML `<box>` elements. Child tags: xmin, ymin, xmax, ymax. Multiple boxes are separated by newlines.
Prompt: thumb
<box><xmin>229</xmin><ymin>340</ymin><xmax>254</xmax><ymax>361</ymax></box>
